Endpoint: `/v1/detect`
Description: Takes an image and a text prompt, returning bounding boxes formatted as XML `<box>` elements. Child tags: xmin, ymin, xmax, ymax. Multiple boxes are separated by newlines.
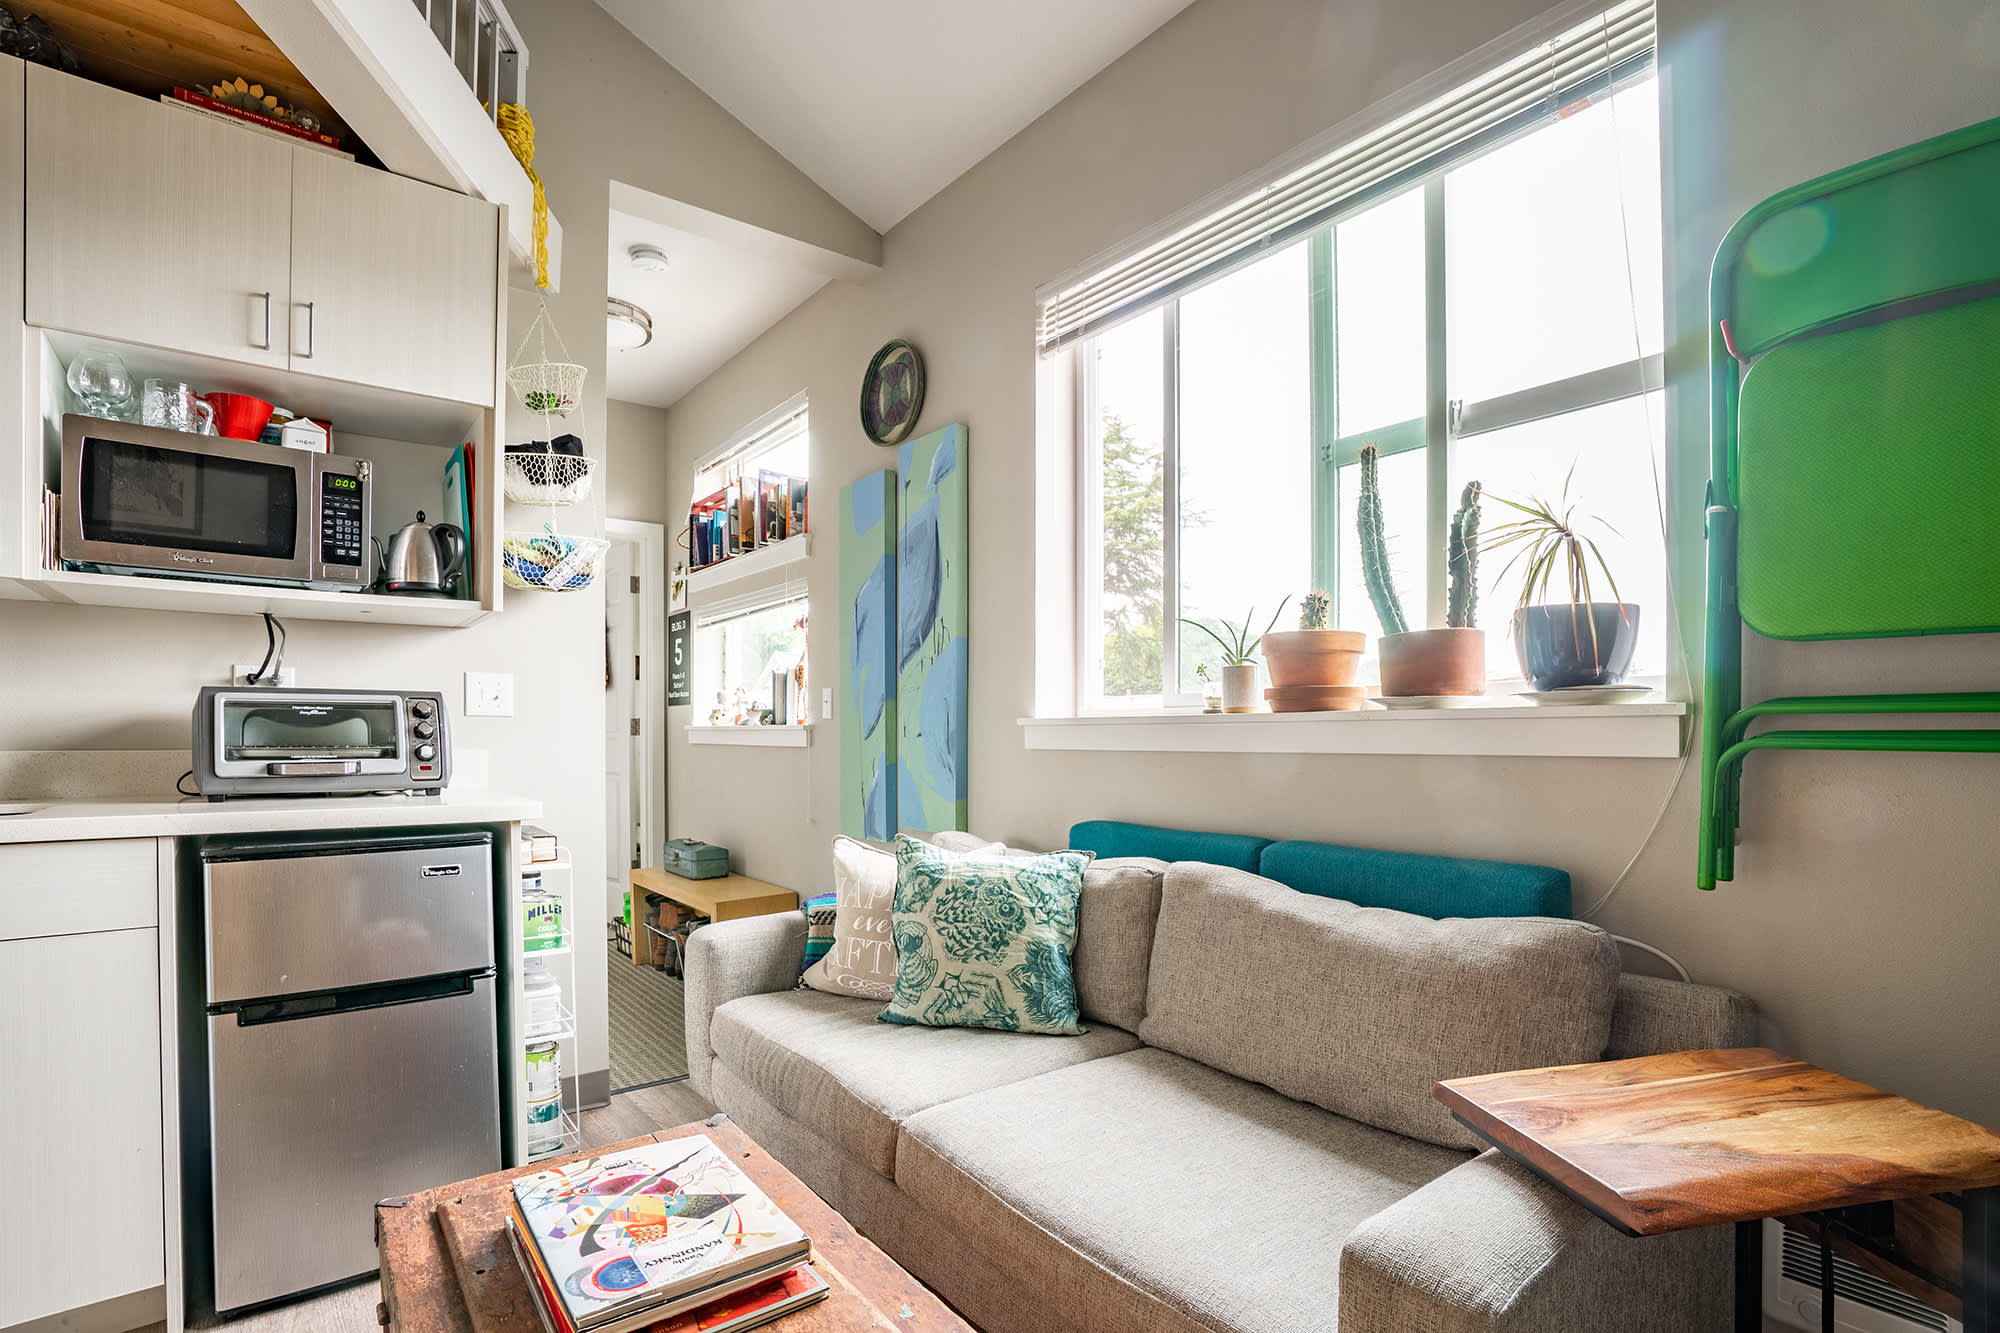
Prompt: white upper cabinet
<box><xmin>25</xmin><ymin>65</ymin><xmax>292</xmax><ymax>369</ymax></box>
<box><xmin>290</xmin><ymin>149</ymin><xmax>498</xmax><ymax>407</ymax></box>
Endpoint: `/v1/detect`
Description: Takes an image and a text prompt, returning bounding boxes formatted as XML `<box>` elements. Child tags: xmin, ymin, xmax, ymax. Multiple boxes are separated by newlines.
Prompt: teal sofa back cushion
<box><xmin>1067</xmin><ymin>821</ymin><xmax>1570</xmax><ymax>919</ymax></box>
<box><xmin>1259</xmin><ymin>840</ymin><xmax>1569</xmax><ymax>919</ymax></box>
<box><xmin>1067</xmin><ymin>820</ymin><xmax>1269</xmax><ymax>873</ymax></box>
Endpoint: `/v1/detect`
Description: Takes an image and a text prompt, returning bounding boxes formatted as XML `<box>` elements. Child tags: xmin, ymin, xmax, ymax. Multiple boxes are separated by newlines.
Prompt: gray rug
<box><xmin>607</xmin><ymin>936</ymin><xmax>689</xmax><ymax>1091</ymax></box>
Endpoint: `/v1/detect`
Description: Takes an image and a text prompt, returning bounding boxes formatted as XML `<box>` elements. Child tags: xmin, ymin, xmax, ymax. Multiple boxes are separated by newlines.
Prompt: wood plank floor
<box><xmin>149</xmin><ymin>1081</ymin><xmax>714</xmax><ymax>1332</ymax></box>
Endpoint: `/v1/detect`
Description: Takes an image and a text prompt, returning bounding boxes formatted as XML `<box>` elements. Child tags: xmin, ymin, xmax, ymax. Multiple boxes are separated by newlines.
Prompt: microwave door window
<box><xmin>224</xmin><ymin>702</ymin><xmax>400</xmax><ymax>762</ymax></box>
<box><xmin>81</xmin><ymin>439</ymin><xmax>299</xmax><ymax>557</ymax></box>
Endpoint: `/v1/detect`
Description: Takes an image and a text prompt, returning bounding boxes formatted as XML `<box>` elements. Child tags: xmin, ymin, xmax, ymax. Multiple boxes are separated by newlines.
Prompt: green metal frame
<box><xmin>1699</xmin><ymin>115</ymin><xmax>2000</xmax><ymax>889</ymax></box>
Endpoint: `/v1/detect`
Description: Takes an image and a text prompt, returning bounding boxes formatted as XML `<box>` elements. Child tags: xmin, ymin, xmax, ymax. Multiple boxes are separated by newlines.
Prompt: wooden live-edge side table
<box><xmin>1434</xmin><ymin>1048</ymin><xmax>2000</xmax><ymax>1333</ymax></box>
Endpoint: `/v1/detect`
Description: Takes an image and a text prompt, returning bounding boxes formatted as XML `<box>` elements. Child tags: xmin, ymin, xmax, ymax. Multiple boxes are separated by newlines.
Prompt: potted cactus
<box><xmin>1260</xmin><ymin>589</ymin><xmax>1367</xmax><ymax>711</ymax></box>
<box><xmin>1358</xmin><ymin>444</ymin><xmax>1487</xmax><ymax>697</ymax></box>
<box><xmin>1181</xmin><ymin>602</ymin><xmax>1287</xmax><ymax>712</ymax></box>
<box><xmin>1481</xmin><ymin>477</ymin><xmax>1638</xmax><ymax>690</ymax></box>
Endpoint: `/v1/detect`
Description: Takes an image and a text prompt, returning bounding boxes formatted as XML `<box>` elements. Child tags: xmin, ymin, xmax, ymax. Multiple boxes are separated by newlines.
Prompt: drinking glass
<box><xmin>140</xmin><ymin>379</ymin><xmax>215</xmax><ymax>434</ymax></box>
<box><xmin>67</xmin><ymin>345</ymin><xmax>134</xmax><ymax>420</ymax></box>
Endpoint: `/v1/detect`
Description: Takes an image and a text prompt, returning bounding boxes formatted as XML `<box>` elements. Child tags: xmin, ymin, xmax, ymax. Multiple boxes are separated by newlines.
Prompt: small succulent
<box><xmin>1299</xmin><ymin>590</ymin><xmax>1330</xmax><ymax>631</ymax></box>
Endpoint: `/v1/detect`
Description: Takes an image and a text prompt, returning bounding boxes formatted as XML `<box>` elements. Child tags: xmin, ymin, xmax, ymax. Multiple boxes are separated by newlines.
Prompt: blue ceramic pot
<box><xmin>1512</xmin><ymin>603</ymin><xmax>1640</xmax><ymax>690</ymax></box>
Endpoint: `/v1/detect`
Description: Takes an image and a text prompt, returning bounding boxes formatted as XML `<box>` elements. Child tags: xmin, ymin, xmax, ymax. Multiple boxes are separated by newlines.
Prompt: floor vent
<box><xmin>1765</xmin><ymin>1218</ymin><xmax>1960</xmax><ymax>1333</ymax></box>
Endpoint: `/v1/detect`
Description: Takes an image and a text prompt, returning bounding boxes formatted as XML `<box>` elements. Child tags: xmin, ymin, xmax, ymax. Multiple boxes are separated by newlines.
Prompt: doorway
<box><xmin>602</xmin><ymin>518</ymin><xmax>682</xmax><ymax>1092</ymax></box>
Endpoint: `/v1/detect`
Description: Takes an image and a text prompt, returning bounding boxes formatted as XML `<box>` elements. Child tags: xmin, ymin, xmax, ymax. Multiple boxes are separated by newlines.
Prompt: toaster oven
<box><xmin>60</xmin><ymin>415</ymin><xmax>371</xmax><ymax>590</ymax></box>
<box><xmin>191</xmin><ymin>687</ymin><xmax>450</xmax><ymax>799</ymax></box>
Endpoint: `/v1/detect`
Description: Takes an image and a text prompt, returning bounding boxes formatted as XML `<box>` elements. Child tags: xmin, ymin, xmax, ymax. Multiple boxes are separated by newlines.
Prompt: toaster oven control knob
<box><xmin>411</xmin><ymin>699</ymin><xmax>435</xmax><ymax>718</ymax></box>
<box><xmin>413</xmin><ymin>720</ymin><xmax>436</xmax><ymax>739</ymax></box>
<box><xmin>416</xmin><ymin>744</ymin><xmax>436</xmax><ymax>761</ymax></box>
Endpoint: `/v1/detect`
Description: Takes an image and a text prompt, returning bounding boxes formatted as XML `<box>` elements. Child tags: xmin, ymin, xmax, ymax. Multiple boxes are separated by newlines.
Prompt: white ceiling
<box><xmin>603</xmin><ymin>207</ymin><xmax>831</xmax><ymax>408</ymax></box>
<box><xmin>590</xmin><ymin>0</ymin><xmax>1198</xmax><ymax>232</ymax></box>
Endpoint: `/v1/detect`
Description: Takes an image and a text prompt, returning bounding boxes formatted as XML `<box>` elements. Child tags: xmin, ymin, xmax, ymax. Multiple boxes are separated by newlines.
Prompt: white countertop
<box><xmin>0</xmin><ymin>790</ymin><xmax>542</xmax><ymax>844</ymax></box>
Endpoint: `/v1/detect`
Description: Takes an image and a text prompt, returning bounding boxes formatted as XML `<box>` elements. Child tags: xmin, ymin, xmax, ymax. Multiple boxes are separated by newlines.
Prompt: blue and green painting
<box><xmin>894</xmin><ymin>424</ymin><xmax>968</xmax><ymax>832</ymax></box>
<box><xmin>839</xmin><ymin>469</ymin><xmax>898</xmax><ymax>839</ymax></box>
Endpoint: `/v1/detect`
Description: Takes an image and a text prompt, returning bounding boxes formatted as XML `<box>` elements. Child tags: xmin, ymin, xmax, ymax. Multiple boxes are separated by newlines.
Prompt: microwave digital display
<box><xmin>78</xmin><ymin>437</ymin><xmax>298</xmax><ymax>558</ymax></box>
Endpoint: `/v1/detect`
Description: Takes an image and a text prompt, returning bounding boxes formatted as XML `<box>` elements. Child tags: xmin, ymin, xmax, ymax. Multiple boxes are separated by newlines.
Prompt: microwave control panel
<box><xmin>320</xmin><ymin>472</ymin><xmax>365</xmax><ymax>567</ymax></box>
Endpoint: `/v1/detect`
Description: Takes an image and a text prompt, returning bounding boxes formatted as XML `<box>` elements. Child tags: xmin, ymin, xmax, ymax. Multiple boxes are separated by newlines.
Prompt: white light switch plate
<box><xmin>822</xmin><ymin>687</ymin><xmax>833</xmax><ymax>720</ymax></box>
<box><xmin>231</xmin><ymin>664</ymin><xmax>296</xmax><ymax>687</ymax></box>
<box><xmin>465</xmin><ymin>671</ymin><xmax>514</xmax><ymax>717</ymax></box>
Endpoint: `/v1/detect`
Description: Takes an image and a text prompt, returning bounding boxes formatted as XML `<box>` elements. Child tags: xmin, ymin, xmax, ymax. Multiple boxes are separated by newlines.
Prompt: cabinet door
<box><xmin>0</xmin><ymin>929</ymin><xmax>164</xmax><ymax>1326</ymax></box>
<box><xmin>24</xmin><ymin>66</ymin><xmax>291</xmax><ymax>367</ymax></box>
<box><xmin>290</xmin><ymin>150</ymin><xmax>498</xmax><ymax>406</ymax></box>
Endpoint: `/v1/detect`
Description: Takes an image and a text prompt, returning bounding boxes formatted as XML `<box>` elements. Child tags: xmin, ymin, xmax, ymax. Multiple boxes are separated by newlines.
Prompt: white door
<box><xmin>24</xmin><ymin>66</ymin><xmax>291</xmax><ymax>368</ymax></box>
<box><xmin>605</xmin><ymin>520</ymin><xmax>667</xmax><ymax>924</ymax></box>
<box><xmin>0</xmin><ymin>929</ymin><xmax>165</xmax><ymax>1326</ymax></box>
<box><xmin>605</xmin><ymin>538</ymin><xmax>638</xmax><ymax>920</ymax></box>
<box><xmin>289</xmin><ymin>148</ymin><xmax>499</xmax><ymax>405</ymax></box>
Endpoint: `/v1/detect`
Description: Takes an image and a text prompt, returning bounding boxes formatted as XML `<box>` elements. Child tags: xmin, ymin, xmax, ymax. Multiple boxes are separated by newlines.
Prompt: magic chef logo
<box><xmin>420</xmin><ymin>865</ymin><xmax>463</xmax><ymax>878</ymax></box>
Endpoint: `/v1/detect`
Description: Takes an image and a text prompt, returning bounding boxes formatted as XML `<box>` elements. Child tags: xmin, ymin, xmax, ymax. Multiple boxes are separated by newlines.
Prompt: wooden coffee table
<box><xmin>1435</xmin><ymin>1048</ymin><xmax>2000</xmax><ymax>1333</ymax></box>
<box><xmin>375</xmin><ymin>1115</ymin><xmax>969</xmax><ymax>1332</ymax></box>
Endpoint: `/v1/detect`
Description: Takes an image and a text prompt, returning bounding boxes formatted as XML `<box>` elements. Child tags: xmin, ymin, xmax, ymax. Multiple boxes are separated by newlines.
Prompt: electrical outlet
<box><xmin>465</xmin><ymin>671</ymin><xmax>514</xmax><ymax>717</ymax></box>
<box><xmin>821</xmin><ymin>687</ymin><xmax>832</xmax><ymax>721</ymax></box>
<box><xmin>232</xmin><ymin>664</ymin><xmax>296</xmax><ymax>687</ymax></box>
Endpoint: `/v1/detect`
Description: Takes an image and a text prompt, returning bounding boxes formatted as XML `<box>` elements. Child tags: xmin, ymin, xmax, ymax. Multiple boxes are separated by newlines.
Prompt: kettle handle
<box><xmin>431</xmin><ymin>523</ymin><xmax>468</xmax><ymax>581</ymax></box>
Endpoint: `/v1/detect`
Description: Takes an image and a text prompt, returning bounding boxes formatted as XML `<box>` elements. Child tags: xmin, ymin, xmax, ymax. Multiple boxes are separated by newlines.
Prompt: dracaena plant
<box><xmin>1480</xmin><ymin>468</ymin><xmax>1628</xmax><ymax>657</ymax></box>
<box><xmin>1180</xmin><ymin>598</ymin><xmax>1289</xmax><ymax>667</ymax></box>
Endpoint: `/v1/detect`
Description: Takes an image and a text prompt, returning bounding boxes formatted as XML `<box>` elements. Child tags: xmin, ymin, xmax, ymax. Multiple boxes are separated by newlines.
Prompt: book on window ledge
<box><xmin>507</xmin><ymin>1135</ymin><xmax>818</xmax><ymax>1333</ymax></box>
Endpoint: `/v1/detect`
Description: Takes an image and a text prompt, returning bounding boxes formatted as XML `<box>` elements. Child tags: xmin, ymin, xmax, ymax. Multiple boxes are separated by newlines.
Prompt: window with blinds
<box><xmin>1064</xmin><ymin>0</ymin><xmax>1664</xmax><ymax>711</ymax></box>
<box><xmin>1037</xmin><ymin>0</ymin><xmax>1653</xmax><ymax>357</ymax></box>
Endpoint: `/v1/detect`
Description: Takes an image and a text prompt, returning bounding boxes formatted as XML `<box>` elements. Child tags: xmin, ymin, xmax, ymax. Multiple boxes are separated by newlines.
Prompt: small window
<box><xmin>692</xmin><ymin>595</ymin><xmax>808</xmax><ymax>726</ymax></box>
<box><xmin>689</xmin><ymin>401</ymin><xmax>809</xmax><ymax>571</ymax></box>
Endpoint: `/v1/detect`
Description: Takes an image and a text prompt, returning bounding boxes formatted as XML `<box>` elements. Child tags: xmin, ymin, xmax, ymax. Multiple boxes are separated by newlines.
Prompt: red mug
<box><xmin>204</xmin><ymin>393</ymin><xmax>275</xmax><ymax>442</ymax></box>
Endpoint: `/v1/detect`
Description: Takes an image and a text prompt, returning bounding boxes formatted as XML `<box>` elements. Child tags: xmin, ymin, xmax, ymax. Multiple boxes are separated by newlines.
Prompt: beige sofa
<box><xmin>685</xmin><ymin>852</ymin><xmax>1755</xmax><ymax>1333</ymax></box>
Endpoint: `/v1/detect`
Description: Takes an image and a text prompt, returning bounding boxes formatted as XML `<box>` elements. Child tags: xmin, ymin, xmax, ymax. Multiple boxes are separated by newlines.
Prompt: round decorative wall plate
<box><xmin>860</xmin><ymin>339</ymin><xmax>925</xmax><ymax>445</ymax></box>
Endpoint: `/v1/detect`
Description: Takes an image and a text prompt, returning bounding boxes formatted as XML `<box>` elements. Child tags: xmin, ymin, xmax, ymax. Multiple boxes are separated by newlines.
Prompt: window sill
<box><xmin>687</xmin><ymin>534</ymin><xmax>811</xmax><ymax>597</ymax></box>
<box><xmin>685</xmin><ymin>725</ymin><xmax>812</xmax><ymax>748</ymax></box>
<box><xmin>1018</xmin><ymin>701</ymin><xmax>1686</xmax><ymax>759</ymax></box>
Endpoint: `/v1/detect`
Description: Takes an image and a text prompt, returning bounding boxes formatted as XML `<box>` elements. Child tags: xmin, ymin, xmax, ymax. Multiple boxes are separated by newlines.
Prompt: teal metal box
<box><xmin>663</xmin><ymin>838</ymin><xmax>731</xmax><ymax>880</ymax></box>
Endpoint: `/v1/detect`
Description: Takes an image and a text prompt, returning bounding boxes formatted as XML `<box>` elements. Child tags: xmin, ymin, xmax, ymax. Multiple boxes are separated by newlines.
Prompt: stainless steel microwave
<box><xmin>191</xmin><ymin>687</ymin><xmax>450</xmax><ymax>799</ymax></box>
<box><xmin>59</xmin><ymin>414</ymin><xmax>370</xmax><ymax>589</ymax></box>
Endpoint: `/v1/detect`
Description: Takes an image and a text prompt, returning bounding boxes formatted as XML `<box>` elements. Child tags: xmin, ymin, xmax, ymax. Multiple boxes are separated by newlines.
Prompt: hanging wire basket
<box><xmin>507</xmin><ymin>301</ymin><xmax>587</xmax><ymax>419</ymax></box>
<box><xmin>504</xmin><ymin>450</ymin><xmax>596</xmax><ymax>506</ymax></box>
<box><xmin>503</xmin><ymin>523</ymin><xmax>610</xmax><ymax>591</ymax></box>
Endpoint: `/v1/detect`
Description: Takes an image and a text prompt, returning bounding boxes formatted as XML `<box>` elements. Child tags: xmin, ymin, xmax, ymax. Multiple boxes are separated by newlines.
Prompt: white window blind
<box><xmin>1035</xmin><ymin>0</ymin><xmax>1653</xmax><ymax>356</ymax></box>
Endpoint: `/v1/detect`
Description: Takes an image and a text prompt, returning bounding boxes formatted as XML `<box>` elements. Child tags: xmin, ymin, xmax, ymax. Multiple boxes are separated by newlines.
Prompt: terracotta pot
<box><xmin>1377</xmin><ymin>627</ymin><xmax>1487</xmax><ymax>697</ymax></box>
<box><xmin>1261</xmin><ymin>629</ymin><xmax>1366</xmax><ymax>688</ymax></box>
<box><xmin>1513</xmin><ymin>603</ymin><xmax>1640</xmax><ymax>690</ymax></box>
<box><xmin>1220</xmin><ymin>662</ymin><xmax>1260</xmax><ymax>712</ymax></box>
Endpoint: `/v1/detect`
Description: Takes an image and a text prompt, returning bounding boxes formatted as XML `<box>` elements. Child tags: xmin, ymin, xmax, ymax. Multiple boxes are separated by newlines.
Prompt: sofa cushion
<box><xmin>1068</xmin><ymin>819</ymin><xmax>1270</xmax><ymax>871</ymax></box>
<box><xmin>896</xmin><ymin>1047</ymin><xmax>1467</xmax><ymax>1333</ymax></box>
<box><xmin>1138</xmin><ymin>863</ymin><xmax>1621</xmax><ymax>1150</ymax></box>
<box><xmin>927</xmin><ymin>834</ymin><xmax>1164</xmax><ymax>1034</ymax></box>
<box><xmin>803</xmin><ymin>836</ymin><xmax>998</xmax><ymax>1001</ymax></box>
<box><xmin>710</xmin><ymin>988</ymin><xmax>1139</xmax><ymax>1177</ymax></box>
<box><xmin>1258</xmin><ymin>838</ymin><xmax>1571</xmax><ymax>918</ymax></box>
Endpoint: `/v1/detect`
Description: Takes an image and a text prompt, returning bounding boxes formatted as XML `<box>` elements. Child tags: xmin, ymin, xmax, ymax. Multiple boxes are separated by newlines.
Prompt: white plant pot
<box><xmin>1220</xmin><ymin>663</ymin><xmax>1260</xmax><ymax>713</ymax></box>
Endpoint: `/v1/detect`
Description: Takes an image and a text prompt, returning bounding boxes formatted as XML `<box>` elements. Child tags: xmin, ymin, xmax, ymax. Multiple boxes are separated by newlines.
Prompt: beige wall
<box><xmin>606</xmin><ymin>398</ymin><xmax>674</xmax><ymax>526</ymax></box>
<box><xmin>659</xmin><ymin>0</ymin><xmax>2000</xmax><ymax>1127</ymax></box>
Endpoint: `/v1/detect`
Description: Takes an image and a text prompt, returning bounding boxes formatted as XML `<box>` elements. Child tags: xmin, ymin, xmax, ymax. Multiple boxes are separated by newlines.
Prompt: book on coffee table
<box><xmin>509</xmin><ymin>1136</ymin><xmax>815</xmax><ymax>1333</ymax></box>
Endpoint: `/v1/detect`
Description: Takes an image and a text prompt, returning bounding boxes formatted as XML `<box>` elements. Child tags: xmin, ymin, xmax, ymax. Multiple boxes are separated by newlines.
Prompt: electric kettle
<box><xmin>378</xmin><ymin>511</ymin><xmax>467</xmax><ymax>594</ymax></box>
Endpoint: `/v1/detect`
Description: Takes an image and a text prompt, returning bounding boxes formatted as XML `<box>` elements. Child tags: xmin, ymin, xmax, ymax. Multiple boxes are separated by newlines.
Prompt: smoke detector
<box><xmin>627</xmin><ymin>243</ymin><xmax>669</xmax><ymax>273</ymax></box>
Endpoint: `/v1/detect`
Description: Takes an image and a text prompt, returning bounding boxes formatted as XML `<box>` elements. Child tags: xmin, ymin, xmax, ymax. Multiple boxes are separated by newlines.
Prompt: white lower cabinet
<box><xmin>0</xmin><ymin>927</ymin><xmax>164</xmax><ymax>1326</ymax></box>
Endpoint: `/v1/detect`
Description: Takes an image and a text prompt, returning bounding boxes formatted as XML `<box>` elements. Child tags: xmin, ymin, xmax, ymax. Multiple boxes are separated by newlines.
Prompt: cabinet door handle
<box><xmin>252</xmin><ymin>291</ymin><xmax>271</xmax><ymax>350</ymax></box>
<box><xmin>298</xmin><ymin>300</ymin><xmax>315</xmax><ymax>359</ymax></box>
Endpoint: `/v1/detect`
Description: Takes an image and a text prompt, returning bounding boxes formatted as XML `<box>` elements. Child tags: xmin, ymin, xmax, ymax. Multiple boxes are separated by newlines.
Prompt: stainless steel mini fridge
<box><xmin>200</xmin><ymin>831</ymin><xmax>502</xmax><ymax>1313</ymax></box>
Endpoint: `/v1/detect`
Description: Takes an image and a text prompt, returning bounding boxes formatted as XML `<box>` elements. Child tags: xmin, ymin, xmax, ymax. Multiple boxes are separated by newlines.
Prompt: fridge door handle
<box><xmin>214</xmin><ymin>969</ymin><xmax>489</xmax><ymax>1026</ymax></box>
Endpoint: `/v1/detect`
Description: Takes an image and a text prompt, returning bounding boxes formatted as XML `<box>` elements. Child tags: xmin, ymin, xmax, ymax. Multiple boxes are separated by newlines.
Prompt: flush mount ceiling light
<box><xmin>627</xmin><ymin>243</ymin><xmax>670</xmax><ymax>272</ymax></box>
<box><xmin>607</xmin><ymin>297</ymin><xmax>653</xmax><ymax>351</ymax></box>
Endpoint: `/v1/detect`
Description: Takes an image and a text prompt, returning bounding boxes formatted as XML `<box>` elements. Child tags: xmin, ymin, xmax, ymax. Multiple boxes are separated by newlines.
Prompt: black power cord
<box><xmin>246</xmin><ymin>612</ymin><xmax>287</xmax><ymax>685</ymax></box>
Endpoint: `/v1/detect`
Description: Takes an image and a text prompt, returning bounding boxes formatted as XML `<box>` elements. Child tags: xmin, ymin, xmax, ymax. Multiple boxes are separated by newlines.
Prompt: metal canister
<box><xmin>525</xmin><ymin>1040</ymin><xmax>561</xmax><ymax>1102</ymax></box>
<box><xmin>524</xmin><ymin>1094</ymin><xmax>564</xmax><ymax>1157</ymax></box>
<box><xmin>522</xmin><ymin>888</ymin><xmax>565</xmax><ymax>952</ymax></box>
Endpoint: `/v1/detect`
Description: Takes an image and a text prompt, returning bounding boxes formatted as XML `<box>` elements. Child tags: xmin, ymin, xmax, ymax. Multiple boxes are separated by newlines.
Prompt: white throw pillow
<box><xmin>803</xmin><ymin>835</ymin><xmax>997</xmax><ymax>999</ymax></box>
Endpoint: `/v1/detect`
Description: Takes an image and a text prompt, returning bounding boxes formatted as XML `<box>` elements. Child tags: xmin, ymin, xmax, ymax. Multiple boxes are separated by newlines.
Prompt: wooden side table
<box><xmin>1435</xmin><ymin>1048</ymin><xmax>2000</xmax><ymax>1333</ymax></box>
<box><xmin>627</xmin><ymin>867</ymin><xmax>798</xmax><ymax>971</ymax></box>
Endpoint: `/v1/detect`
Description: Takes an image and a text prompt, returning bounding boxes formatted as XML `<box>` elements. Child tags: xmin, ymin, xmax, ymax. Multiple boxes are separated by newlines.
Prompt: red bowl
<box><xmin>205</xmin><ymin>392</ymin><xmax>274</xmax><ymax>442</ymax></box>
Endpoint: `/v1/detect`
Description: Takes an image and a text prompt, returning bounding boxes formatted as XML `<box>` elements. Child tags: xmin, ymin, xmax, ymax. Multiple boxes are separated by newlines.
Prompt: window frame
<box><xmin>1074</xmin><ymin>70</ymin><xmax>1664</xmax><ymax>714</ymax></box>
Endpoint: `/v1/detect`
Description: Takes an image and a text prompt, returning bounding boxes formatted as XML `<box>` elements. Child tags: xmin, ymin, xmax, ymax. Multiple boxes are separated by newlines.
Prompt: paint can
<box><xmin>525</xmin><ymin>1093</ymin><xmax>564</xmax><ymax>1157</ymax></box>
<box><xmin>523</xmin><ymin>888</ymin><xmax>565</xmax><ymax>952</ymax></box>
<box><xmin>523</xmin><ymin>959</ymin><xmax>563</xmax><ymax>1036</ymax></box>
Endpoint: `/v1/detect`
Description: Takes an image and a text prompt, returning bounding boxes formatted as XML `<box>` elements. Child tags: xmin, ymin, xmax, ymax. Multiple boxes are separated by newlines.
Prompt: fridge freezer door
<box><xmin>205</xmin><ymin>838</ymin><xmax>493</xmax><ymax>1002</ymax></box>
<box><xmin>207</xmin><ymin>975</ymin><xmax>501</xmax><ymax>1312</ymax></box>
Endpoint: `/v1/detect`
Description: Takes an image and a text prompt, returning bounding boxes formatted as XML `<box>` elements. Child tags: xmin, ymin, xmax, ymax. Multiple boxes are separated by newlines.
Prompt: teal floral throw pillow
<box><xmin>879</xmin><ymin>835</ymin><xmax>1094</xmax><ymax>1035</ymax></box>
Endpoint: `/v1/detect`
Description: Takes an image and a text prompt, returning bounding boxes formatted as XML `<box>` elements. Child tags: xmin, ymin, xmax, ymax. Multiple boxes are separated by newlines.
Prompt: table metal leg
<box><xmin>1969</xmin><ymin>1186</ymin><xmax>1998</xmax><ymax>1333</ymax></box>
<box><xmin>1737</xmin><ymin>1218</ymin><xmax>1763</xmax><ymax>1332</ymax></box>
<box><xmin>1818</xmin><ymin>1219</ymin><xmax>1836</xmax><ymax>1333</ymax></box>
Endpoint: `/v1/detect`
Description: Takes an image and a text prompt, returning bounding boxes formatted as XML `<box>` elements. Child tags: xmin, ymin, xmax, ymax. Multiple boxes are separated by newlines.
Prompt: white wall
<box><xmin>658</xmin><ymin>0</ymin><xmax>2000</xmax><ymax>1128</ymax></box>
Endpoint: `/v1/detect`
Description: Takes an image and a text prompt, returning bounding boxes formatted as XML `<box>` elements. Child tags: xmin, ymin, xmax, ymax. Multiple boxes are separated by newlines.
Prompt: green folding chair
<box><xmin>1700</xmin><ymin>116</ymin><xmax>2000</xmax><ymax>889</ymax></box>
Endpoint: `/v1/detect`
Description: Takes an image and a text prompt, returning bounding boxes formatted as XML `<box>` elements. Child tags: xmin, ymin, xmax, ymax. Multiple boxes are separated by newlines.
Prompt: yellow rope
<box><xmin>498</xmin><ymin>103</ymin><xmax>549</xmax><ymax>290</ymax></box>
